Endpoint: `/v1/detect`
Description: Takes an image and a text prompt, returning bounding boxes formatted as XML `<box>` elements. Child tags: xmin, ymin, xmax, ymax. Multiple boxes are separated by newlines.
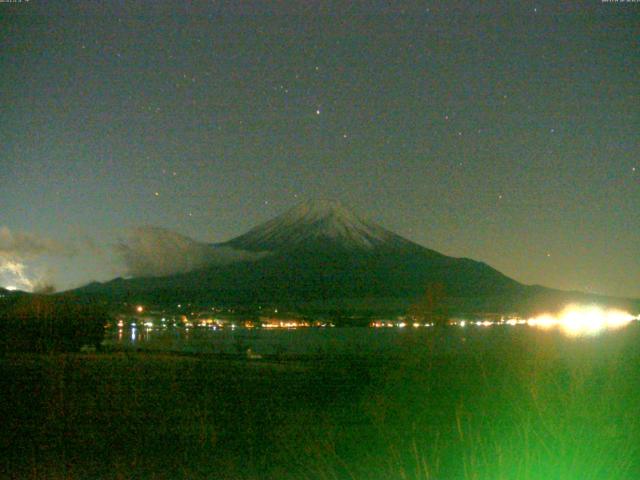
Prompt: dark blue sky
<box><xmin>1</xmin><ymin>1</ymin><xmax>638</xmax><ymax>297</ymax></box>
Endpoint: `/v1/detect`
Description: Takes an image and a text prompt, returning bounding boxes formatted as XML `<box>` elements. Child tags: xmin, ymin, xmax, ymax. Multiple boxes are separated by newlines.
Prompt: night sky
<box><xmin>1</xmin><ymin>1</ymin><xmax>638</xmax><ymax>297</ymax></box>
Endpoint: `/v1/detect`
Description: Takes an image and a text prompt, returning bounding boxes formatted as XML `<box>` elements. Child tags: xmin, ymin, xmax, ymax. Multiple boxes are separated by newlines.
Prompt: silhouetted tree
<box><xmin>407</xmin><ymin>282</ymin><xmax>449</xmax><ymax>326</ymax></box>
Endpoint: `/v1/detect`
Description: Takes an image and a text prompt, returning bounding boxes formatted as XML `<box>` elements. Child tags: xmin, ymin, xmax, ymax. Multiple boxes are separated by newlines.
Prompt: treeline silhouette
<box><xmin>0</xmin><ymin>294</ymin><xmax>108</xmax><ymax>353</ymax></box>
<box><xmin>407</xmin><ymin>282</ymin><xmax>449</xmax><ymax>325</ymax></box>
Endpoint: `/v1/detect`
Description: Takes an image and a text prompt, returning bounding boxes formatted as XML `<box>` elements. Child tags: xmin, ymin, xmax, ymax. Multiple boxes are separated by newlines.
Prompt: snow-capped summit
<box><xmin>226</xmin><ymin>199</ymin><xmax>409</xmax><ymax>252</ymax></box>
<box><xmin>72</xmin><ymin>200</ymin><xmax>637</xmax><ymax>316</ymax></box>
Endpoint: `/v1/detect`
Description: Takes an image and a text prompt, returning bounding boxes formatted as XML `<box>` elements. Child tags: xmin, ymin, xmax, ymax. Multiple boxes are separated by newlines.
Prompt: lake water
<box><xmin>104</xmin><ymin>321</ymin><xmax>640</xmax><ymax>359</ymax></box>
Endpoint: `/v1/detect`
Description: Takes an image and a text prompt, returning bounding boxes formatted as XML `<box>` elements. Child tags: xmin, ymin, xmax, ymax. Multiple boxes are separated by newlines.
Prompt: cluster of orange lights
<box><xmin>262</xmin><ymin>320</ymin><xmax>311</xmax><ymax>329</ymax></box>
<box><xmin>370</xmin><ymin>321</ymin><xmax>433</xmax><ymax>328</ymax></box>
<box><xmin>125</xmin><ymin>304</ymin><xmax>638</xmax><ymax>337</ymax></box>
<box><xmin>369</xmin><ymin>305</ymin><xmax>639</xmax><ymax>337</ymax></box>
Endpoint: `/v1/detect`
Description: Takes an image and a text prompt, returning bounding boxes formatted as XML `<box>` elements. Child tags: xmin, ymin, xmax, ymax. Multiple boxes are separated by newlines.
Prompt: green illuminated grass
<box><xmin>1</xmin><ymin>326</ymin><xmax>639</xmax><ymax>479</ymax></box>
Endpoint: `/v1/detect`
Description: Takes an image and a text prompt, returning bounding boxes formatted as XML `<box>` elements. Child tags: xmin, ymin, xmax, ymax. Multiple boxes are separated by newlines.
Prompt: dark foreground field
<box><xmin>2</xmin><ymin>328</ymin><xmax>640</xmax><ymax>480</ymax></box>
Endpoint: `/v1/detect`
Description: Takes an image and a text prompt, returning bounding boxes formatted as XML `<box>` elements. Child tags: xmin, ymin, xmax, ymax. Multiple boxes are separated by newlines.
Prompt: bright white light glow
<box><xmin>506</xmin><ymin>319</ymin><xmax>525</xmax><ymax>326</ymax></box>
<box><xmin>474</xmin><ymin>320</ymin><xmax>493</xmax><ymax>327</ymax></box>
<box><xmin>0</xmin><ymin>260</ymin><xmax>34</xmax><ymax>292</ymax></box>
<box><xmin>527</xmin><ymin>305</ymin><xmax>637</xmax><ymax>337</ymax></box>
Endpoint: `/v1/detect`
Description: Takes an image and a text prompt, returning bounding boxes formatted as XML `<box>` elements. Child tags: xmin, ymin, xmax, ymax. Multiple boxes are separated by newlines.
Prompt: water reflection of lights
<box><xmin>366</xmin><ymin>304</ymin><xmax>638</xmax><ymax>337</ymax></box>
<box><xmin>526</xmin><ymin>305</ymin><xmax>638</xmax><ymax>337</ymax></box>
<box><xmin>475</xmin><ymin>320</ymin><xmax>492</xmax><ymax>327</ymax></box>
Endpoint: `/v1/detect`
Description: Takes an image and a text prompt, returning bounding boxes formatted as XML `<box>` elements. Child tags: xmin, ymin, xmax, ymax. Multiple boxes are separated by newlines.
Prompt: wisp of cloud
<box><xmin>116</xmin><ymin>226</ymin><xmax>267</xmax><ymax>278</ymax></box>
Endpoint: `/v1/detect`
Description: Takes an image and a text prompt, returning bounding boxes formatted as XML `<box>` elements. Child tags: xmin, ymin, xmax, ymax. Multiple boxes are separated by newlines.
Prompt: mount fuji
<box><xmin>224</xmin><ymin>199</ymin><xmax>411</xmax><ymax>252</ymax></box>
<box><xmin>73</xmin><ymin>200</ymin><xmax>637</xmax><ymax>315</ymax></box>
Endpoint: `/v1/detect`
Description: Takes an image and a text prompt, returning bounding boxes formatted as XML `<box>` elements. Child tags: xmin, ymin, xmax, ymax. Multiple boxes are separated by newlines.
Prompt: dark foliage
<box><xmin>2</xmin><ymin>330</ymin><xmax>640</xmax><ymax>479</ymax></box>
<box><xmin>407</xmin><ymin>282</ymin><xmax>449</xmax><ymax>325</ymax></box>
<box><xmin>0</xmin><ymin>295</ymin><xmax>108</xmax><ymax>353</ymax></box>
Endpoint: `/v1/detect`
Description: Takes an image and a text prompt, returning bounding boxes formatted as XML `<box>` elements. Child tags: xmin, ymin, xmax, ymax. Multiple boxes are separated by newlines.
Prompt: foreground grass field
<box><xmin>1</xmin><ymin>327</ymin><xmax>640</xmax><ymax>479</ymax></box>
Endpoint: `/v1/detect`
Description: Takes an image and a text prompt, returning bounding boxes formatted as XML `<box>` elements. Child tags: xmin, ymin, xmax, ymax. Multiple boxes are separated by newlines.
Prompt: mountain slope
<box><xmin>225</xmin><ymin>199</ymin><xmax>415</xmax><ymax>252</ymax></box>
<box><xmin>71</xmin><ymin>200</ymin><xmax>638</xmax><ymax>315</ymax></box>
